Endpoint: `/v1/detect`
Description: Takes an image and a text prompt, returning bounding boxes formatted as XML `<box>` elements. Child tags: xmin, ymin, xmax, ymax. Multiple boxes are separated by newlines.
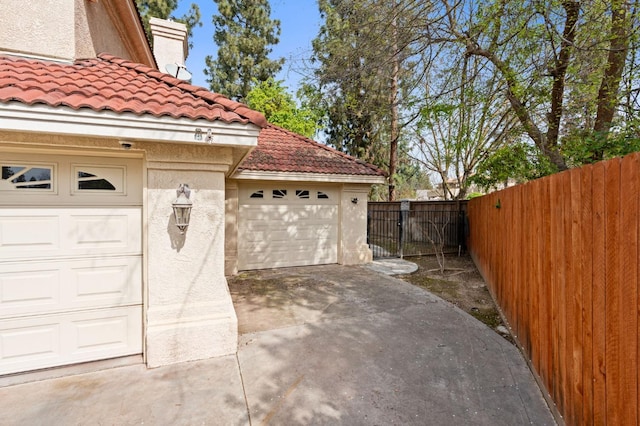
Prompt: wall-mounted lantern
<box><xmin>172</xmin><ymin>184</ymin><xmax>192</xmax><ymax>234</ymax></box>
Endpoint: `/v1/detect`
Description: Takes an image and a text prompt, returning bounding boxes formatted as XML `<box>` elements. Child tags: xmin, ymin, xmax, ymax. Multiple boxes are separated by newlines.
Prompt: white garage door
<box><xmin>238</xmin><ymin>185</ymin><xmax>339</xmax><ymax>270</ymax></box>
<box><xmin>0</xmin><ymin>153</ymin><xmax>143</xmax><ymax>375</ymax></box>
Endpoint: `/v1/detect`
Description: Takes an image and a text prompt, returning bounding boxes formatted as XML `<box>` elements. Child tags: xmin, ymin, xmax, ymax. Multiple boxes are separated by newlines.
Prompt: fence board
<box><xmin>467</xmin><ymin>152</ymin><xmax>640</xmax><ymax>425</ymax></box>
<box><xmin>580</xmin><ymin>164</ymin><xmax>594</xmax><ymax>425</ymax></box>
<box><xmin>549</xmin><ymin>174</ymin><xmax>562</xmax><ymax>411</ymax></box>
<box><xmin>605</xmin><ymin>159</ymin><xmax>622</xmax><ymax>424</ymax></box>
<box><xmin>592</xmin><ymin>162</ymin><xmax>607</xmax><ymax>426</ymax></box>
<box><xmin>620</xmin><ymin>154</ymin><xmax>638</xmax><ymax>425</ymax></box>
<box><xmin>518</xmin><ymin>185</ymin><xmax>530</xmax><ymax>356</ymax></box>
<box><xmin>541</xmin><ymin>178</ymin><xmax>553</xmax><ymax>394</ymax></box>
<box><xmin>530</xmin><ymin>179</ymin><xmax>542</xmax><ymax>377</ymax></box>
<box><xmin>569</xmin><ymin>168</ymin><xmax>583</xmax><ymax>426</ymax></box>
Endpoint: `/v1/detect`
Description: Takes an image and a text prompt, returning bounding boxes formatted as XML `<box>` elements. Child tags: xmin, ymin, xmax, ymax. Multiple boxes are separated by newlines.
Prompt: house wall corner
<box><xmin>339</xmin><ymin>184</ymin><xmax>373</xmax><ymax>265</ymax></box>
<box><xmin>224</xmin><ymin>181</ymin><xmax>239</xmax><ymax>276</ymax></box>
<box><xmin>144</xmin><ymin>154</ymin><xmax>238</xmax><ymax>368</ymax></box>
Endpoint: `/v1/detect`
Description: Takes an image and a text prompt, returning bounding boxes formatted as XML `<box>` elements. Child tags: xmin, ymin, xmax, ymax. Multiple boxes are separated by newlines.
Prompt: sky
<box><xmin>174</xmin><ymin>0</ymin><xmax>321</xmax><ymax>95</ymax></box>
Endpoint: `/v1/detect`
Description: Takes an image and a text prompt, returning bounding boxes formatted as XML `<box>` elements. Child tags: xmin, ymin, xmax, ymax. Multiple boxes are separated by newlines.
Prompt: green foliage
<box><xmin>246</xmin><ymin>78</ymin><xmax>322</xmax><ymax>138</ymax></box>
<box><xmin>470</xmin><ymin>142</ymin><xmax>556</xmax><ymax>191</ymax></box>
<box><xmin>562</xmin><ymin>129</ymin><xmax>640</xmax><ymax>167</ymax></box>
<box><xmin>466</xmin><ymin>192</ymin><xmax>484</xmax><ymax>200</ymax></box>
<box><xmin>204</xmin><ymin>0</ymin><xmax>283</xmax><ymax>102</ymax></box>
<box><xmin>135</xmin><ymin>0</ymin><xmax>201</xmax><ymax>50</ymax></box>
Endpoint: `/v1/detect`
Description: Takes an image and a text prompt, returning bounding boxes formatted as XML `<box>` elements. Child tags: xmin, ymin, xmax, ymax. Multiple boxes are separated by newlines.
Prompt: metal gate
<box><xmin>367</xmin><ymin>202</ymin><xmax>467</xmax><ymax>259</ymax></box>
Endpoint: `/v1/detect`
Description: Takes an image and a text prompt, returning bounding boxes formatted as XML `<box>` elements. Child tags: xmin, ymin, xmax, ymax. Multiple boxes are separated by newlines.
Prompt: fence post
<box><xmin>400</xmin><ymin>200</ymin><xmax>410</xmax><ymax>258</ymax></box>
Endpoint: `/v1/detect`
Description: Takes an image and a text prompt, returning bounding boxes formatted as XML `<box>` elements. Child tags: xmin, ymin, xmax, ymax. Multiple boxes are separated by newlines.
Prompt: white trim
<box><xmin>233</xmin><ymin>170</ymin><xmax>386</xmax><ymax>184</ymax></box>
<box><xmin>146</xmin><ymin>161</ymin><xmax>229</xmax><ymax>172</ymax></box>
<box><xmin>0</xmin><ymin>103</ymin><xmax>261</xmax><ymax>147</ymax></box>
<box><xmin>0</xmin><ymin>50</ymin><xmax>73</xmax><ymax>64</ymax></box>
<box><xmin>0</xmin><ymin>142</ymin><xmax>145</xmax><ymax>159</ymax></box>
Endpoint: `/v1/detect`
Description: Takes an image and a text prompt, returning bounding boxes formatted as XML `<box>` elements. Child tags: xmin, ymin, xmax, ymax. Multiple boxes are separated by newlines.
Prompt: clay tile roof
<box><xmin>240</xmin><ymin>124</ymin><xmax>386</xmax><ymax>177</ymax></box>
<box><xmin>0</xmin><ymin>54</ymin><xmax>267</xmax><ymax>127</ymax></box>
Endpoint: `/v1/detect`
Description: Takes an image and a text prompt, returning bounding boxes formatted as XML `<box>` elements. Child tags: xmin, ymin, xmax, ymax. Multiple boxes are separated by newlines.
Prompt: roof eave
<box><xmin>231</xmin><ymin>170</ymin><xmax>386</xmax><ymax>184</ymax></box>
<box><xmin>0</xmin><ymin>102</ymin><xmax>261</xmax><ymax>147</ymax></box>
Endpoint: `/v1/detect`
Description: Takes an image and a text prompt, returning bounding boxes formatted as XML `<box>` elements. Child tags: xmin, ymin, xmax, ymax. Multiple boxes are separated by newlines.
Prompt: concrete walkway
<box><xmin>0</xmin><ymin>264</ymin><xmax>555</xmax><ymax>425</ymax></box>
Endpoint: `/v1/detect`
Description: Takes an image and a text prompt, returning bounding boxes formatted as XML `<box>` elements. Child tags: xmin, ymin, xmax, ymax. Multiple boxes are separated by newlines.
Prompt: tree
<box><xmin>135</xmin><ymin>0</ymin><xmax>201</xmax><ymax>50</ymax></box>
<box><xmin>246</xmin><ymin>78</ymin><xmax>322</xmax><ymax>138</ymax></box>
<box><xmin>470</xmin><ymin>142</ymin><xmax>555</xmax><ymax>192</ymax></box>
<box><xmin>308</xmin><ymin>0</ymin><xmax>430</xmax><ymax>200</ymax></box>
<box><xmin>429</xmin><ymin>0</ymin><xmax>637</xmax><ymax>170</ymax></box>
<box><xmin>204</xmin><ymin>0</ymin><xmax>283</xmax><ymax>102</ymax></box>
<box><xmin>411</xmin><ymin>52</ymin><xmax>520</xmax><ymax>199</ymax></box>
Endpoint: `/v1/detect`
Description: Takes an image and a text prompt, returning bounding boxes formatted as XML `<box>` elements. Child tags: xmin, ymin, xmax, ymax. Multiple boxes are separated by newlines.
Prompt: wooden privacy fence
<box><xmin>467</xmin><ymin>152</ymin><xmax>640</xmax><ymax>425</ymax></box>
<box><xmin>368</xmin><ymin>201</ymin><xmax>467</xmax><ymax>258</ymax></box>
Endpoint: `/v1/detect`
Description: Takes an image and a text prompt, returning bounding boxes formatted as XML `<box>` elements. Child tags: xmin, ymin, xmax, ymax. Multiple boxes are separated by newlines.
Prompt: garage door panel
<box><xmin>1</xmin><ymin>322</ymin><xmax>60</xmax><ymax>361</ymax></box>
<box><xmin>0</xmin><ymin>208</ymin><xmax>141</xmax><ymax>260</ymax></box>
<box><xmin>241</xmin><ymin>250</ymin><xmax>336</xmax><ymax>270</ymax></box>
<box><xmin>242</xmin><ymin>228</ymin><xmax>338</xmax><ymax>246</ymax></box>
<box><xmin>238</xmin><ymin>190</ymin><xmax>338</xmax><ymax>270</ymax></box>
<box><xmin>70</xmin><ymin>213</ymin><xmax>132</xmax><ymax>249</ymax></box>
<box><xmin>0</xmin><ymin>306</ymin><xmax>142</xmax><ymax>375</ymax></box>
<box><xmin>245</xmin><ymin>246</ymin><xmax>336</xmax><ymax>260</ymax></box>
<box><xmin>0</xmin><ymin>215</ymin><xmax>60</xmax><ymax>251</ymax></box>
<box><xmin>0</xmin><ymin>268</ymin><xmax>61</xmax><ymax>315</ymax></box>
<box><xmin>0</xmin><ymin>257</ymin><xmax>142</xmax><ymax>318</ymax></box>
<box><xmin>241</xmin><ymin>243</ymin><xmax>333</xmax><ymax>256</ymax></box>
<box><xmin>72</xmin><ymin>314</ymin><xmax>134</xmax><ymax>352</ymax></box>
<box><xmin>71</xmin><ymin>258</ymin><xmax>141</xmax><ymax>304</ymax></box>
<box><xmin>241</xmin><ymin>205</ymin><xmax>338</xmax><ymax>222</ymax></box>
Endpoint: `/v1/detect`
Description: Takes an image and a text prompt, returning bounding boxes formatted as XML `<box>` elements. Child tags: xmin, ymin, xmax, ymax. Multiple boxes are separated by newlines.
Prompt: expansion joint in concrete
<box><xmin>236</xmin><ymin>352</ymin><xmax>252</xmax><ymax>425</ymax></box>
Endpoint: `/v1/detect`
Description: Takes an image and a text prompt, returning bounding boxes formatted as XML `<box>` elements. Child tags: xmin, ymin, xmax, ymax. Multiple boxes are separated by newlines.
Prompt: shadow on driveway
<box><xmin>230</xmin><ymin>264</ymin><xmax>555</xmax><ymax>425</ymax></box>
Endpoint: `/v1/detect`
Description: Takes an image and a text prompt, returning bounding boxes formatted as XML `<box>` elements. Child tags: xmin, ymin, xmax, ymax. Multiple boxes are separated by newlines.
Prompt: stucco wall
<box><xmin>0</xmin><ymin>1</ymin><xmax>75</xmax><ymax>61</ymax></box>
<box><xmin>145</xmin><ymin>162</ymin><xmax>237</xmax><ymax>367</ymax></box>
<box><xmin>0</xmin><ymin>0</ymin><xmax>148</xmax><ymax>63</ymax></box>
<box><xmin>81</xmin><ymin>0</ymin><xmax>138</xmax><ymax>61</ymax></box>
<box><xmin>224</xmin><ymin>182</ymin><xmax>239</xmax><ymax>276</ymax></box>
<box><xmin>339</xmin><ymin>184</ymin><xmax>374</xmax><ymax>265</ymax></box>
<box><xmin>150</xmin><ymin>18</ymin><xmax>188</xmax><ymax>70</ymax></box>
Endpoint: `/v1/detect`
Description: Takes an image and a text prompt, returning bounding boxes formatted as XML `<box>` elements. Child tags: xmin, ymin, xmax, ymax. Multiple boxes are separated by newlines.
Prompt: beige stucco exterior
<box><xmin>339</xmin><ymin>184</ymin><xmax>374</xmax><ymax>265</ymax></box>
<box><xmin>0</xmin><ymin>0</ymin><xmax>154</xmax><ymax>66</ymax></box>
<box><xmin>145</xmin><ymin>159</ymin><xmax>237</xmax><ymax>366</ymax></box>
<box><xmin>150</xmin><ymin>17</ymin><xmax>188</xmax><ymax>70</ymax></box>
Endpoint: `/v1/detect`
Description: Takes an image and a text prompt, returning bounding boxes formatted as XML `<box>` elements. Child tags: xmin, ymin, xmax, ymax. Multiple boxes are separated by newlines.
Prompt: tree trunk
<box><xmin>388</xmin><ymin>7</ymin><xmax>399</xmax><ymax>201</ymax></box>
<box><xmin>546</xmin><ymin>0</ymin><xmax>580</xmax><ymax>154</ymax></box>
<box><xmin>593</xmin><ymin>0</ymin><xmax>630</xmax><ymax>159</ymax></box>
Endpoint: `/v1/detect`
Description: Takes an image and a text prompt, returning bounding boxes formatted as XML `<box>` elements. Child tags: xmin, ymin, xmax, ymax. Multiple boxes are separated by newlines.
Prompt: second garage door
<box><xmin>238</xmin><ymin>185</ymin><xmax>338</xmax><ymax>270</ymax></box>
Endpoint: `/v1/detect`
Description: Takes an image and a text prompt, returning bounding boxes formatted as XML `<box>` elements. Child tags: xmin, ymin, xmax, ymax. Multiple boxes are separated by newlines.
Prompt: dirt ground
<box><xmin>396</xmin><ymin>254</ymin><xmax>514</xmax><ymax>344</ymax></box>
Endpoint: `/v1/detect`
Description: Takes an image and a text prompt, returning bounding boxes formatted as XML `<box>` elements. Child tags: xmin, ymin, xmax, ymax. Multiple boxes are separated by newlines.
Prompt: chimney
<box><xmin>149</xmin><ymin>17</ymin><xmax>188</xmax><ymax>75</ymax></box>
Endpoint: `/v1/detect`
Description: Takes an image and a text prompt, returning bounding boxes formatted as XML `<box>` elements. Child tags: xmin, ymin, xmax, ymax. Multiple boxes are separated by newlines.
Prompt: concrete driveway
<box><xmin>0</xmin><ymin>264</ymin><xmax>555</xmax><ymax>425</ymax></box>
